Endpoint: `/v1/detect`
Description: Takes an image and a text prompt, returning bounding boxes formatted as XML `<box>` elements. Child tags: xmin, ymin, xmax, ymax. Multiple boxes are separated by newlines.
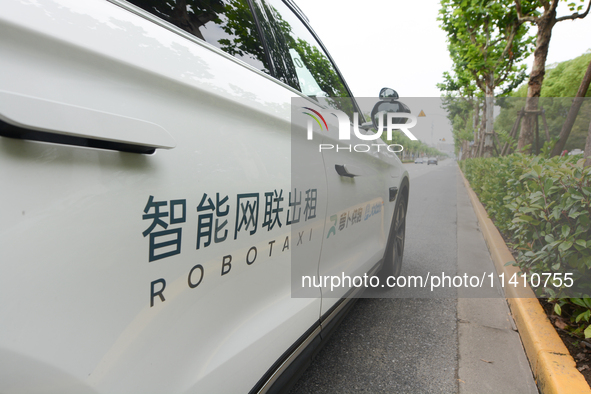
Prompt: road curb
<box><xmin>458</xmin><ymin>166</ymin><xmax>591</xmax><ymax>394</ymax></box>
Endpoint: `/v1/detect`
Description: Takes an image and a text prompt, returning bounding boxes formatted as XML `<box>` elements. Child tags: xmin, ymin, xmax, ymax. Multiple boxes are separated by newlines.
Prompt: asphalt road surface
<box><xmin>290</xmin><ymin>158</ymin><xmax>537</xmax><ymax>394</ymax></box>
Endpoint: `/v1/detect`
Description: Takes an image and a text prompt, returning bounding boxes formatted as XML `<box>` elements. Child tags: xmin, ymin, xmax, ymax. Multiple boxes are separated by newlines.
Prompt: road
<box><xmin>290</xmin><ymin>159</ymin><xmax>538</xmax><ymax>394</ymax></box>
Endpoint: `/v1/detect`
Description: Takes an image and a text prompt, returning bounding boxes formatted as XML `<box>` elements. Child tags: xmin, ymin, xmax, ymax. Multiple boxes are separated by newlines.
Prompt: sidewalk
<box><xmin>458</xmin><ymin>165</ymin><xmax>591</xmax><ymax>394</ymax></box>
<box><xmin>455</xmin><ymin>167</ymin><xmax>538</xmax><ymax>393</ymax></box>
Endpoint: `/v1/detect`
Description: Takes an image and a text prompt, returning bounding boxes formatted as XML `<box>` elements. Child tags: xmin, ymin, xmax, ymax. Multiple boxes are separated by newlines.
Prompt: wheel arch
<box><xmin>399</xmin><ymin>175</ymin><xmax>409</xmax><ymax>209</ymax></box>
<box><xmin>376</xmin><ymin>175</ymin><xmax>409</xmax><ymax>276</ymax></box>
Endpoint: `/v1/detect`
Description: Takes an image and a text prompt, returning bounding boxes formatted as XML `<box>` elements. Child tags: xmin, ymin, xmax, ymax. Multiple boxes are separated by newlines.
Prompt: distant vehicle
<box><xmin>415</xmin><ymin>158</ymin><xmax>424</xmax><ymax>164</ymax></box>
<box><xmin>427</xmin><ymin>157</ymin><xmax>438</xmax><ymax>165</ymax></box>
<box><xmin>568</xmin><ymin>149</ymin><xmax>584</xmax><ymax>156</ymax></box>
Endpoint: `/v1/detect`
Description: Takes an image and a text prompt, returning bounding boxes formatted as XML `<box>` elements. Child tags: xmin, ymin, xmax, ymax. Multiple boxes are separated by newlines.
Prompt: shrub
<box><xmin>460</xmin><ymin>154</ymin><xmax>591</xmax><ymax>336</ymax></box>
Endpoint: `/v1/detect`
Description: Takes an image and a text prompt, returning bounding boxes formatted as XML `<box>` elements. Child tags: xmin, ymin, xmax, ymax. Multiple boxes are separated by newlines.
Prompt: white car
<box><xmin>0</xmin><ymin>0</ymin><xmax>410</xmax><ymax>393</ymax></box>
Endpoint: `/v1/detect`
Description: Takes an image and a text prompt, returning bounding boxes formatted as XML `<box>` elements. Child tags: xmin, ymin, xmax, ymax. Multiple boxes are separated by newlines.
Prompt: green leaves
<box><xmin>572</xmin><ymin>298</ymin><xmax>586</xmax><ymax>308</ymax></box>
<box><xmin>576</xmin><ymin>309</ymin><xmax>591</xmax><ymax>323</ymax></box>
<box><xmin>544</xmin><ymin>178</ymin><xmax>554</xmax><ymax>194</ymax></box>
<box><xmin>562</xmin><ymin>224</ymin><xmax>571</xmax><ymax>238</ymax></box>
<box><xmin>461</xmin><ymin>154</ymin><xmax>591</xmax><ymax>338</ymax></box>
<box><xmin>439</xmin><ymin>0</ymin><xmax>534</xmax><ymax>99</ymax></box>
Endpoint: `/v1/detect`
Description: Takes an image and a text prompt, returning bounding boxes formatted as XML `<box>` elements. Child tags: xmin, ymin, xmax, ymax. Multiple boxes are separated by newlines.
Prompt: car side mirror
<box><xmin>370</xmin><ymin>88</ymin><xmax>410</xmax><ymax>131</ymax></box>
<box><xmin>379</xmin><ymin>87</ymin><xmax>399</xmax><ymax>100</ymax></box>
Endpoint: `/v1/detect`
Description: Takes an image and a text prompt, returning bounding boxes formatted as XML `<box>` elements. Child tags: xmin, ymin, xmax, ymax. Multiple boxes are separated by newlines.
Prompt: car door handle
<box><xmin>0</xmin><ymin>90</ymin><xmax>176</xmax><ymax>154</ymax></box>
<box><xmin>335</xmin><ymin>164</ymin><xmax>362</xmax><ymax>177</ymax></box>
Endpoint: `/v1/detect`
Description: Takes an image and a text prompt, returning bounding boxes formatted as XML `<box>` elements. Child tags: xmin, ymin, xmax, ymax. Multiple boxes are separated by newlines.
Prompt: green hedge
<box><xmin>460</xmin><ymin>154</ymin><xmax>591</xmax><ymax>336</ymax></box>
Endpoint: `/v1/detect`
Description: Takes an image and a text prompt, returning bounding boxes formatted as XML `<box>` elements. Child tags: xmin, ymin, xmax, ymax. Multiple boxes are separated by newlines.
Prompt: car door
<box><xmin>317</xmin><ymin>121</ymin><xmax>396</xmax><ymax>305</ymax></box>
<box><xmin>0</xmin><ymin>0</ymin><xmax>326</xmax><ymax>392</ymax></box>
<box><xmin>253</xmin><ymin>0</ymin><xmax>398</xmax><ymax>316</ymax></box>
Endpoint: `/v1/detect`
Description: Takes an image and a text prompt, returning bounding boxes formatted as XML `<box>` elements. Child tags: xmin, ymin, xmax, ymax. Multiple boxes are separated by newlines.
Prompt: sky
<box><xmin>296</xmin><ymin>0</ymin><xmax>591</xmax><ymax>98</ymax></box>
<box><xmin>295</xmin><ymin>0</ymin><xmax>591</xmax><ymax>146</ymax></box>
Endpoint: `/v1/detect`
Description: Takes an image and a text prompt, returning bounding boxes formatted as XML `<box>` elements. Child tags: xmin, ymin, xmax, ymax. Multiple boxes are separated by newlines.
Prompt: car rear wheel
<box><xmin>378</xmin><ymin>192</ymin><xmax>407</xmax><ymax>280</ymax></box>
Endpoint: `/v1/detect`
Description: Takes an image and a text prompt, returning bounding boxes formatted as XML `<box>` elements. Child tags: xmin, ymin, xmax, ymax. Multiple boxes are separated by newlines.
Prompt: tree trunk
<box><xmin>473</xmin><ymin>100</ymin><xmax>480</xmax><ymax>143</ymax></box>
<box><xmin>472</xmin><ymin>101</ymin><xmax>486</xmax><ymax>157</ymax></box>
<box><xmin>462</xmin><ymin>140</ymin><xmax>470</xmax><ymax>160</ymax></box>
<box><xmin>550</xmin><ymin>58</ymin><xmax>591</xmax><ymax>157</ymax></box>
<box><xmin>517</xmin><ymin>11</ymin><xmax>556</xmax><ymax>153</ymax></box>
<box><xmin>477</xmin><ymin>125</ymin><xmax>485</xmax><ymax>157</ymax></box>
<box><xmin>470</xmin><ymin>101</ymin><xmax>480</xmax><ymax>158</ymax></box>
<box><xmin>501</xmin><ymin>108</ymin><xmax>524</xmax><ymax>156</ymax></box>
<box><xmin>541</xmin><ymin>107</ymin><xmax>550</xmax><ymax>141</ymax></box>
<box><xmin>482</xmin><ymin>80</ymin><xmax>495</xmax><ymax>158</ymax></box>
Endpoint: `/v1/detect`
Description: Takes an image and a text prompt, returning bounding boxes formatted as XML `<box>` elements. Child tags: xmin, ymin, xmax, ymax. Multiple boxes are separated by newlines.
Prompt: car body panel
<box><xmin>317</xmin><ymin>127</ymin><xmax>395</xmax><ymax>308</ymax></box>
<box><xmin>0</xmin><ymin>0</ymin><xmax>409</xmax><ymax>392</ymax></box>
<box><xmin>1</xmin><ymin>1</ymin><xmax>325</xmax><ymax>392</ymax></box>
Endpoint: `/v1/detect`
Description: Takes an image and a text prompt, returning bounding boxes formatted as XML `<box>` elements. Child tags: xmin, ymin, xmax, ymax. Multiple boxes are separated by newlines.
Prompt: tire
<box><xmin>378</xmin><ymin>191</ymin><xmax>407</xmax><ymax>280</ymax></box>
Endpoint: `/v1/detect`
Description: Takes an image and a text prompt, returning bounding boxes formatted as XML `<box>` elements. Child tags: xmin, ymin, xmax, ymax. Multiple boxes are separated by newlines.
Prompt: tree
<box><xmin>499</xmin><ymin>52</ymin><xmax>591</xmax><ymax>152</ymax></box>
<box><xmin>550</xmin><ymin>57</ymin><xmax>591</xmax><ymax>156</ymax></box>
<box><xmin>129</xmin><ymin>0</ymin><xmax>226</xmax><ymax>41</ymax></box>
<box><xmin>439</xmin><ymin>0</ymin><xmax>533</xmax><ymax>157</ymax></box>
<box><xmin>452</xmin><ymin>112</ymin><xmax>477</xmax><ymax>158</ymax></box>
<box><xmin>438</xmin><ymin>71</ymin><xmax>481</xmax><ymax>158</ymax></box>
<box><xmin>386</xmin><ymin>133</ymin><xmax>445</xmax><ymax>160</ymax></box>
<box><xmin>541</xmin><ymin>51</ymin><xmax>591</xmax><ymax>97</ymax></box>
<box><xmin>515</xmin><ymin>0</ymin><xmax>591</xmax><ymax>152</ymax></box>
<box><xmin>128</xmin><ymin>0</ymin><xmax>270</xmax><ymax>71</ymax></box>
<box><xmin>438</xmin><ymin>91</ymin><xmax>478</xmax><ymax>158</ymax></box>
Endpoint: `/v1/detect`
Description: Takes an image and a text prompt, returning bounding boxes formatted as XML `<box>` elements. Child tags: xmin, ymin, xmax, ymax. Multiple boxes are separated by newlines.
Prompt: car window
<box><xmin>126</xmin><ymin>0</ymin><xmax>269</xmax><ymax>73</ymax></box>
<box><xmin>251</xmin><ymin>0</ymin><xmax>356</xmax><ymax>118</ymax></box>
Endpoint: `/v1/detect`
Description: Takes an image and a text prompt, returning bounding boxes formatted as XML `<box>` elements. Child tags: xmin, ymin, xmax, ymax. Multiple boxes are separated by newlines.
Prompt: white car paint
<box><xmin>0</xmin><ymin>0</ymin><xmax>409</xmax><ymax>392</ymax></box>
